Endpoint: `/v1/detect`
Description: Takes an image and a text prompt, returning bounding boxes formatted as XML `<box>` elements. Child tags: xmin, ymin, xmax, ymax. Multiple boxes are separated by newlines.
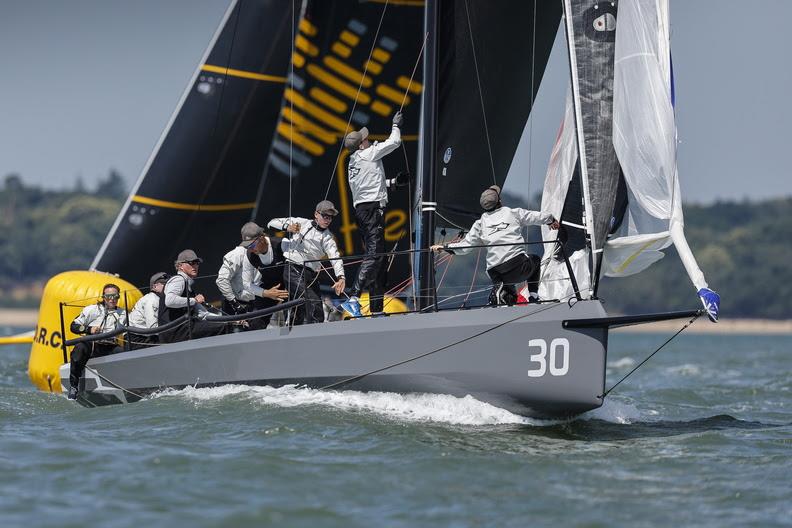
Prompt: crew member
<box><xmin>241</xmin><ymin>227</ymin><xmax>289</xmax><ymax>328</ymax></box>
<box><xmin>267</xmin><ymin>201</ymin><xmax>346</xmax><ymax>325</ymax></box>
<box><xmin>432</xmin><ymin>185</ymin><xmax>560</xmax><ymax>305</ymax></box>
<box><xmin>67</xmin><ymin>283</ymin><xmax>126</xmax><ymax>399</ymax></box>
<box><xmin>341</xmin><ymin>111</ymin><xmax>407</xmax><ymax>317</ymax></box>
<box><xmin>128</xmin><ymin>271</ymin><xmax>168</xmax><ymax>348</ymax></box>
<box><xmin>217</xmin><ymin>222</ymin><xmax>288</xmax><ymax>330</ymax></box>
<box><xmin>159</xmin><ymin>249</ymin><xmax>224</xmax><ymax>342</ymax></box>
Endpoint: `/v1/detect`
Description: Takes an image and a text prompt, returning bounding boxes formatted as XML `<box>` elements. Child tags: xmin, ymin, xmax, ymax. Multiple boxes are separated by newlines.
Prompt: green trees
<box><xmin>0</xmin><ymin>174</ymin><xmax>790</xmax><ymax>318</ymax></box>
<box><xmin>0</xmin><ymin>173</ymin><xmax>124</xmax><ymax>305</ymax></box>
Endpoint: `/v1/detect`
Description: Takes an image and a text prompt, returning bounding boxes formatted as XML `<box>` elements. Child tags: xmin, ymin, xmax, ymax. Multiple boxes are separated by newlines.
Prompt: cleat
<box><xmin>698</xmin><ymin>288</ymin><xmax>720</xmax><ymax>322</ymax></box>
<box><xmin>338</xmin><ymin>297</ymin><xmax>362</xmax><ymax>318</ymax></box>
<box><xmin>369</xmin><ymin>311</ymin><xmax>389</xmax><ymax>318</ymax></box>
<box><xmin>67</xmin><ymin>386</ymin><xmax>78</xmax><ymax>400</ymax></box>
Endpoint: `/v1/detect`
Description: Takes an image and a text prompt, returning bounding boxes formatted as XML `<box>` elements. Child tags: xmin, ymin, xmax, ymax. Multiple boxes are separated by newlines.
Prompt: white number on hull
<box><xmin>527</xmin><ymin>338</ymin><xmax>570</xmax><ymax>377</ymax></box>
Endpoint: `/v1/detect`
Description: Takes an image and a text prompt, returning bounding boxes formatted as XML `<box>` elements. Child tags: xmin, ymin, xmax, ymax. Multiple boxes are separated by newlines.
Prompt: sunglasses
<box><xmin>319</xmin><ymin>213</ymin><xmax>335</xmax><ymax>221</ymax></box>
<box><xmin>103</xmin><ymin>293</ymin><xmax>120</xmax><ymax>300</ymax></box>
<box><xmin>184</xmin><ymin>260</ymin><xmax>201</xmax><ymax>266</ymax></box>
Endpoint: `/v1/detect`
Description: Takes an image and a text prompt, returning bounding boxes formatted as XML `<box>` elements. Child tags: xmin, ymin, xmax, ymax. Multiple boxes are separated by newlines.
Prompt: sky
<box><xmin>0</xmin><ymin>0</ymin><xmax>790</xmax><ymax>204</ymax></box>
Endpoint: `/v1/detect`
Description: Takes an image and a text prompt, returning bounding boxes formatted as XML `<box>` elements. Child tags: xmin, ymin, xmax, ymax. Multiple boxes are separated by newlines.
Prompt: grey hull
<box><xmin>62</xmin><ymin>300</ymin><xmax>610</xmax><ymax>418</ymax></box>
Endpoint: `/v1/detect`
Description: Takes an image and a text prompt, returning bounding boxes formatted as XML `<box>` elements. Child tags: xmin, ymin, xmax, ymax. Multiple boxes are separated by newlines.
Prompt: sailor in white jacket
<box><xmin>216</xmin><ymin>222</ymin><xmax>288</xmax><ymax>329</ymax></box>
<box><xmin>432</xmin><ymin>185</ymin><xmax>559</xmax><ymax>305</ymax></box>
<box><xmin>342</xmin><ymin>111</ymin><xmax>407</xmax><ymax>317</ymax></box>
<box><xmin>127</xmin><ymin>271</ymin><xmax>168</xmax><ymax>348</ymax></box>
<box><xmin>67</xmin><ymin>283</ymin><xmax>127</xmax><ymax>399</ymax></box>
<box><xmin>268</xmin><ymin>200</ymin><xmax>346</xmax><ymax>324</ymax></box>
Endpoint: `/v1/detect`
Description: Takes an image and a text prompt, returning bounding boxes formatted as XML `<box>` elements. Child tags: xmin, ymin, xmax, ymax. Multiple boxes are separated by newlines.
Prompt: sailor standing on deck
<box><xmin>267</xmin><ymin>201</ymin><xmax>346</xmax><ymax>325</ymax></box>
<box><xmin>216</xmin><ymin>222</ymin><xmax>288</xmax><ymax>330</ymax></box>
<box><xmin>159</xmin><ymin>249</ymin><xmax>224</xmax><ymax>342</ymax></box>
<box><xmin>67</xmin><ymin>283</ymin><xmax>126</xmax><ymax>399</ymax></box>
<box><xmin>340</xmin><ymin>111</ymin><xmax>407</xmax><ymax>317</ymax></box>
<box><xmin>432</xmin><ymin>185</ymin><xmax>560</xmax><ymax>305</ymax></box>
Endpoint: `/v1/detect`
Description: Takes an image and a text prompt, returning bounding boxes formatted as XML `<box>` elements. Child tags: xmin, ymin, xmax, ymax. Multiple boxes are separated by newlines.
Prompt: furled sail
<box><xmin>253</xmin><ymin>0</ymin><xmax>424</xmax><ymax>289</ymax></box>
<box><xmin>432</xmin><ymin>0</ymin><xmax>561</xmax><ymax>228</ymax></box>
<box><xmin>92</xmin><ymin>0</ymin><xmax>294</xmax><ymax>291</ymax></box>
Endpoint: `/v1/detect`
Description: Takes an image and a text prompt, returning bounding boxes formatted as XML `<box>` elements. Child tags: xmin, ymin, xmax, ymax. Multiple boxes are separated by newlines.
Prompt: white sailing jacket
<box><xmin>164</xmin><ymin>271</ymin><xmax>209</xmax><ymax>314</ymax></box>
<box><xmin>216</xmin><ymin>245</ymin><xmax>274</xmax><ymax>302</ymax></box>
<box><xmin>446</xmin><ymin>206</ymin><xmax>554</xmax><ymax>270</ymax></box>
<box><xmin>128</xmin><ymin>292</ymin><xmax>160</xmax><ymax>328</ymax></box>
<box><xmin>348</xmin><ymin>124</ymin><xmax>401</xmax><ymax>207</ymax></box>
<box><xmin>267</xmin><ymin>217</ymin><xmax>345</xmax><ymax>279</ymax></box>
<box><xmin>72</xmin><ymin>303</ymin><xmax>127</xmax><ymax>333</ymax></box>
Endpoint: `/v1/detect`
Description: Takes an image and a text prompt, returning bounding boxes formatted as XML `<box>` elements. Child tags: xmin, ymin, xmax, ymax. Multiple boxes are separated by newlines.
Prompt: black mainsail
<box><xmin>92</xmin><ymin>0</ymin><xmax>295</xmax><ymax>290</ymax></box>
<box><xmin>416</xmin><ymin>0</ymin><xmax>561</xmax><ymax>308</ymax></box>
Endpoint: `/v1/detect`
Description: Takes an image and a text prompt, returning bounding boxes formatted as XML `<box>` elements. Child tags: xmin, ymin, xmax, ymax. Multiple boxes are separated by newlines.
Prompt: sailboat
<box><xmin>27</xmin><ymin>0</ymin><xmax>718</xmax><ymax>417</ymax></box>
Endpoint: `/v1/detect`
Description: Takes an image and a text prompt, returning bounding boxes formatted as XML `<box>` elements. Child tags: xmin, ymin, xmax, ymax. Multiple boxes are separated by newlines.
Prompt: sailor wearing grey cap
<box><xmin>432</xmin><ymin>185</ymin><xmax>560</xmax><ymax>305</ymax></box>
<box><xmin>158</xmin><ymin>249</ymin><xmax>224</xmax><ymax>342</ymax></box>
<box><xmin>343</xmin><ymin>111</ymin><xmax>407</xmax><ymax>317</ymax></box>
<box><xmin>127</xmin><ymin>272</ymin><xmax>168</xmax><ymax>348</ymax></box>
<box><xmin>267</xmin><ymin>200</ymin><xmax>346</xmax><ymax>325</ymax></box>
<box><xmin>216</xmin><ymin>222</ymin><xmax>288</xmax><ymax>330</ymax></box>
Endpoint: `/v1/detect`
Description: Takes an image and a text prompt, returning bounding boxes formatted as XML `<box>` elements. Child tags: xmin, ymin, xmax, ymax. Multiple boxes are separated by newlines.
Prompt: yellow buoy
<box><xmin>27</xmin><ymin>270</ymin><xmax>141</xmax><ymax>392</ymax></box>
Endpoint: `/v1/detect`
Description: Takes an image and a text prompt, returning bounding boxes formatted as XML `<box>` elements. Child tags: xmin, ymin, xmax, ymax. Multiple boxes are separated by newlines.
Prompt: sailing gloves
<box><xmin>392</xmin><ymin>111</ymin><xmax>403</xmax><ymax>127</ymax></box>
<box><xmin>228</xmin><ymin>300</ymin><xmax>246</xmax><ymax>315</ymax></box>
<box><xmin>387</xmin><ymin>171</ymin><xmax>411</xmax><ymax>190</ymax></box>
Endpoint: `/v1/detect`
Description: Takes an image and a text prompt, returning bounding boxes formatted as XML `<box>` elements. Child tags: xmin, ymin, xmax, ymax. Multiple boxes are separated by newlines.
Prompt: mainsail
<box><xmin>415</xmin><ymin>0</ymin><xmax>561</xmax><ymax>307</ymax></box>
<box><xmin>431</xmin><ymin>0</ymin><xmax>561</xmax><ymax>228</ymax></box>
<box><xmin>92</xmin><ymin>0</ymin><xmax>295</xmax><ymax>291</ymax></box>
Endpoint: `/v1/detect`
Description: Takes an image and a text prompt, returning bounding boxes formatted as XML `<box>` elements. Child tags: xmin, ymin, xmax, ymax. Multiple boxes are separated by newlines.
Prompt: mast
<box><xmin>415</xmin><ymin>0</ymin><xmax>439</xmax><ymax>311</ymax></box>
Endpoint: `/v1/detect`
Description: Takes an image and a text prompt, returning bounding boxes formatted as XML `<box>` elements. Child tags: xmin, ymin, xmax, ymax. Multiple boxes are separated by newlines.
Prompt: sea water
<box><xmin>1</xmin><ymin>328</ymin><xmax>790</xmax><ymax>527</ymax></box>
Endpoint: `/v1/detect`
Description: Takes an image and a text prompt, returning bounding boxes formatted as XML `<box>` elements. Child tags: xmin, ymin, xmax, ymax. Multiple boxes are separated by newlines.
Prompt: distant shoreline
<box><xmin>2</xmin><ymin>308</ymin><xmax>791</xmax><ymax>335</ymax></box>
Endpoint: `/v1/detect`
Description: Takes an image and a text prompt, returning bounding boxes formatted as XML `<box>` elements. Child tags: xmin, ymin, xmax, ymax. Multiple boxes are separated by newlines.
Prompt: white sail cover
<box><xmin>606</xmin><ymin>0</ymin><xmax>708</xmax><ymax>291</ymax></box>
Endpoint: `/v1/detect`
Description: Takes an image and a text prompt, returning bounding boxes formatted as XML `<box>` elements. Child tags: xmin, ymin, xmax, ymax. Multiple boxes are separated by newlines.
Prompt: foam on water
<box><xmin>152</xmin><ymin>384</ymin><xmax>648</xmax><ymax>426</ymax></box>
<box><xmin>579</xmin><ymin>397</ymin><xmax>644</xmax><ymax>424</ymax></box>
<box><xmin>153</xmin><ymin>384</ymin><xmax>540</xmax><ymax>426</ymax></box>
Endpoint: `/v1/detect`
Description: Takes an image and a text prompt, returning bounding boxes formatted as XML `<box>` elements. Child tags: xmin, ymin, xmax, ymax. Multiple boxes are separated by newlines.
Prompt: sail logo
<box><xmin>584</xmin><ymin>2</ymin><xmax>618</xmax><ymax>42</ymax></box>
<box><xmin>487</xmin><ymin>222</ymin><xmax>511</xmax><ymax>235</ymax></box>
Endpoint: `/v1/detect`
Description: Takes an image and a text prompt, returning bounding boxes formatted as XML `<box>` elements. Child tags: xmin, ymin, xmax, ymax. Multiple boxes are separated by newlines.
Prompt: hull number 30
<box><xmin>527</xmin><ymin>338</ymin><xmax>570</xmax><ymax>377</ymax></box>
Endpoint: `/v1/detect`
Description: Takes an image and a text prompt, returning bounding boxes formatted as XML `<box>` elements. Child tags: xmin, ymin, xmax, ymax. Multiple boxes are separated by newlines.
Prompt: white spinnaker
<box><xmin>539</xmin><ymin>93</ymin><xmax>591</xmax><ymax>300</ymax></box>
<box><xmin>607</xmin><ymin>0</ymin><xmax>708</xmax><ymax>291</ymax></box>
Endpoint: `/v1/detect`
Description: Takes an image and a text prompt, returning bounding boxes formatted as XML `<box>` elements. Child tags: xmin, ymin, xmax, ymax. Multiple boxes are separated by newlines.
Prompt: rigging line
<box><xmin>527</xmin><ymin>0</ymin><xmax>537</xmax><ymax>199</ymax></box>
<box><xmin>319</xmin><ymin>297</ymin><xmax>572</xmax><ymax>391</ymax></box>
<box><xmin>601</xmin><ymin>311</ymin><xmax>702</xmax><ymax>399</ymax></box>
<box><xmin>398</xmin><ymin>32</ymin><xmax>429</xmax><ymax>112</ymax></box>
<box><xmin>432</xmin><ymin>209</ymin><xmax>469</xmax><ymax>231</ymax></box>
<box><xmin>84</xmin><ymin>366</ymin><xmax>145</xmax><ymax>401</ymax></box>
<box><xmin>463</xmin><ymin>0</ymin><xmax>496</xmax><ymax>185</ymax></box>
<box><xmin>323</xmin><ymin>0</ymin><xmax>391</xmax><ymax>200</ymax></box>
<box><xmin>462</xmin><ymin>248</ymin><xmax>483</xmax><ymax>306</ymax></box>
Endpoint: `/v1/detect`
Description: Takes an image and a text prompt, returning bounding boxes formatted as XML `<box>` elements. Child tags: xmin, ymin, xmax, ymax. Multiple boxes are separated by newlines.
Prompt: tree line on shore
<box><xmin>1</xmin><ymin>174</ymin><xmax>789</xmax><ymax>319</ymax></box>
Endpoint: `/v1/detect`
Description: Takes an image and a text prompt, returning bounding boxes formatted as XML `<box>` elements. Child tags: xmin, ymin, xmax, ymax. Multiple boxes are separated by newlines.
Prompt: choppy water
<box><xmin>1</xmin><ymin>327</ymin><xmax>790</xmax><ymax>527</ymax></box>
